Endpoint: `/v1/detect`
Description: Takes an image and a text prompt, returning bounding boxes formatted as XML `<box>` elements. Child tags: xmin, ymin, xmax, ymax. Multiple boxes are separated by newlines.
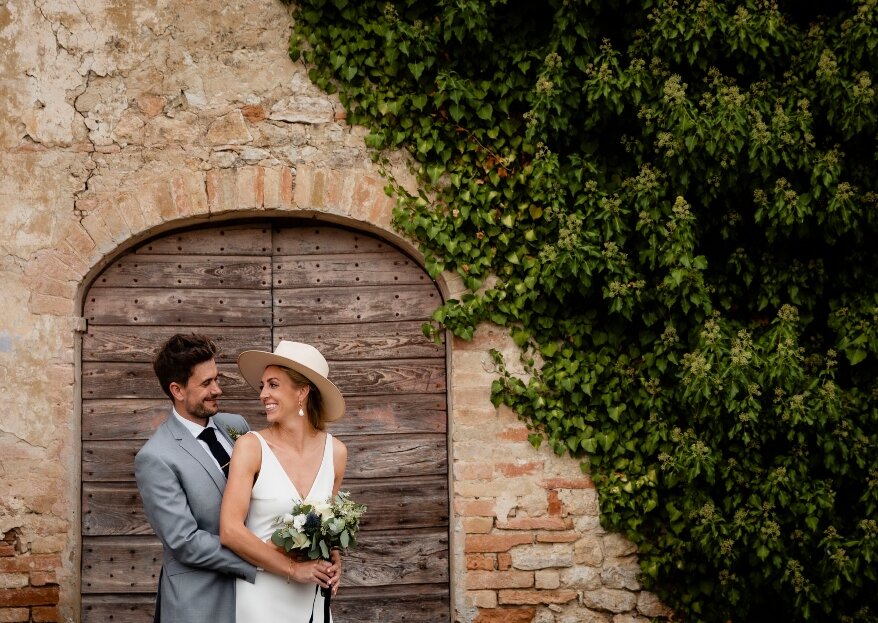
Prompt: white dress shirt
<box><xmin>173</xmin><ymin>408</ymin><xmax>235</xmax><ymax>472</ymax></box>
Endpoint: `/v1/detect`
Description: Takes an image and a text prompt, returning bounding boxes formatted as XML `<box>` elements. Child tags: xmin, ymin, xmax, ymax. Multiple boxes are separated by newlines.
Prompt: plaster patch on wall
<box><xmin>0</xmin><ymin>333</ymin><xmax>14</xmax><ymax>352</ymax></box>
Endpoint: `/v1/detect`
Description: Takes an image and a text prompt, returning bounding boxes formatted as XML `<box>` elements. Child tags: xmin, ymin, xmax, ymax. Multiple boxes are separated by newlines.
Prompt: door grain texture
<box><xmin>81</xmin><ymin>221</ymin><xmax>449</xmax><ymax>622</ymax></box>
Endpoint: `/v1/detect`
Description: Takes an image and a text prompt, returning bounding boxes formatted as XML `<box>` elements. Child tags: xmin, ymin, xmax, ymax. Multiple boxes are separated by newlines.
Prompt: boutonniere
<box><xmin>225</xmin><ymin>426</ymin><xmax>244</xmax><ymax>441</ymax></box>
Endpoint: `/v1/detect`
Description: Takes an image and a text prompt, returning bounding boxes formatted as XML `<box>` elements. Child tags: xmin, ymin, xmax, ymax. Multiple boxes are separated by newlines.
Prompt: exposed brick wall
<box><xmin>451</xmin><ymin>329</ymin><xmax>673</xmax><ymax>623</ymax></box>
<box><xmin>0</xmin><ymin>532</ymin><xmax>60</xmax><ymax>623</ymax></box>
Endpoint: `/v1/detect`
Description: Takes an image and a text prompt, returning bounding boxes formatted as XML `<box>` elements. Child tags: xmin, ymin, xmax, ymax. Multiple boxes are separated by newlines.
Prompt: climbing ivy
<box><xmin>286</xmin><ymin>0</ymin><xmax>878</xmax><ymax>620</ymax></box>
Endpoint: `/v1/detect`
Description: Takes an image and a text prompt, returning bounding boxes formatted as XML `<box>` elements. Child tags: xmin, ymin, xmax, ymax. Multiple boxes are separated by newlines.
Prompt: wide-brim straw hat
<box><xmin>237</xmin><ymin>341</ymin><xmax>345</xmax><ymax>422</ymax></box>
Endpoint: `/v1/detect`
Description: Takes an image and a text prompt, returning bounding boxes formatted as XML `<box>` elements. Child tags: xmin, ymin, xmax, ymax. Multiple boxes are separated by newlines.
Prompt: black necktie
<box><xmin>198</xmin><ymin>427</ymin><xmax>230</xmax><ymax>477</ymax></box>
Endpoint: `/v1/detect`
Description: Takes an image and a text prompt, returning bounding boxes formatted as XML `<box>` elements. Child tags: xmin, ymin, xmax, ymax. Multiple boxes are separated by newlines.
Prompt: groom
<box><xmin>135</xmin><ymin>333</ymin><xmax>287</xmax><ymax>623</ymax></box>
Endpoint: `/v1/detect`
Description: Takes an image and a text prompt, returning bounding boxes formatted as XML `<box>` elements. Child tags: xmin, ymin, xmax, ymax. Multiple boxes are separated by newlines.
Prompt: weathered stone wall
<box><xmin>0</xmin><ymin>1</ymin><xmax>669</xmax><ymax>621</ymax></box>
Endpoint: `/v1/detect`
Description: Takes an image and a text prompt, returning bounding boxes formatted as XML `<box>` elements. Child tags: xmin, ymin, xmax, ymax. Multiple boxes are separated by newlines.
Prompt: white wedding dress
<box><xmin>236</xmin><ymin>431</ymin><xmax>335</xmax><ymax>623</ymax></box>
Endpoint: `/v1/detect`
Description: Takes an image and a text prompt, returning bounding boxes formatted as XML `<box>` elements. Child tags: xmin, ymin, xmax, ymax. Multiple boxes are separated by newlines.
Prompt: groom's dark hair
<box><xmin>153</xmin><ymin>333</ymin><xmax>219</xmax><ymax>400</ymax></box>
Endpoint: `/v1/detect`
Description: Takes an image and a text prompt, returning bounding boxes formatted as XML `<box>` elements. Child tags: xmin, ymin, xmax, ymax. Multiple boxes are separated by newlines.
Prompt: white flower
<box><xmin>292</xmin><ymin>513</ymin><xmax>307</xmax><ymax>531</ymax></box>
<box><xmin>308</xmin><ymin>499</ymin><xmax>335</xmax><ymax>521</ymax></box>
<box><xmin>281</xmin><ymin>513</ymin><xmax>296</xmax><ymax>524</ymax></box>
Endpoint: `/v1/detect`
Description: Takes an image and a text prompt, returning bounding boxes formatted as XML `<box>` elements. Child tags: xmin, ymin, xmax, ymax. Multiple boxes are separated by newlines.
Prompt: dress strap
<box><xmin>244</xmin><ymin>430</ymin><xmax>267</xmax><ymax>464</ymax></box>
<box><xmin>322</xmin><ymin>433</ymin><xmax>333</xmax><ymax>464</ymax></box>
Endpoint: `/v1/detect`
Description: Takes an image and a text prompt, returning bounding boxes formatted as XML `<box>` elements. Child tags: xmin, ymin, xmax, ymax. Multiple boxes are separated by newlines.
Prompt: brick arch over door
<box><xmin>80</xmin><ymin>220</ymin><xmax>450</xmax><ymax>622</ymax></box>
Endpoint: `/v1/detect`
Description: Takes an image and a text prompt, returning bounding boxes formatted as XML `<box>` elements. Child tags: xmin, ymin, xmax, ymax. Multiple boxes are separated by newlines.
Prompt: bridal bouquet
<box><xmin>271</xmin><ymin>491</ymin><xmax>367</xmax><ymax>560</ymax></box>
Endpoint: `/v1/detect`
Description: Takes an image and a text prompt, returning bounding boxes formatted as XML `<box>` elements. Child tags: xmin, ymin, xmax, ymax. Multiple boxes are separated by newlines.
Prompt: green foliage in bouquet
<box><xmin>284</xmin><ymin>0</ymin><xmax>878</xmax><ymax>620</ymax></box>
<box><xmin>272</xmin><ymin>492</ymin><xmax>366</xmax><ymax>560</ymax></box>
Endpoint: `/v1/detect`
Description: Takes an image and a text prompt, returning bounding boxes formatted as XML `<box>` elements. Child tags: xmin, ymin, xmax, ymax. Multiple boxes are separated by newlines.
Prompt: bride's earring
<box><xmin>298</xmin><ymin>399</ymin><xmax>305</xmax><ymax>418</ymax></box>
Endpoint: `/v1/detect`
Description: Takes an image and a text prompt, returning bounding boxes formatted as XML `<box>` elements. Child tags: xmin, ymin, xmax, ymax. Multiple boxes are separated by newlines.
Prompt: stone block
<box><xmin>241</xmin><ymin>147</ymin><xmax>271</xmax><ymax>163</ymax></box>
<box><xmin>94</xmin><ymin>198</ymin><xmax>132</xmax><ymax>245</ymax></box>
<box><xmin>28</xmin><ymin>537</ymin><xmax>64</xmax><ymax>555</ymax></box>
<box><xmin>535</xmin><ymin>570</ymin><xmax>560</xmax><ymax>589</ymax></box>
<box><xmin>452</xmin><ymin>386</ymin><xmax>493</xmax><ymax>408</ymax></box>
<box><xmin>474</xmin><ymin>607</ymin><xmax>536</xmax><ymax>623</ymax></box>
<box><xmin>497</xmin><ymin>553</ymin><xmax>512</xmax><ymax>571</ymax></box>
<box><xmin>496</xmin><ymin>461</ymin><xmax>543</xmax><ymax>477</ymax></box>
<box><xmin>31</xmin><ymin>606</ymin><xmax>60</xmax><ymax>623</ymax></box>
<box><xmin>293</xmin><ymin>164</ymin><xmax>315</xmax><ymax>207</ymax></box>
<box><xmin>467</xmin><ymin>590</ymin><xmax>498</xmax><ymax>609</ymax></box>
<box><xmin>558</xmin><ymin>488</ymin><xmax>599</xmax><ymax>516</ymax></box>
<box><xmin>497</xmin><ymin>517</ymin><xmax>569</xmax><ymax>531</ymax></box>
<box><xmin>559</xmin><ymin>565</ymin><xmax>602</xmax><ymax>590</ymax></box>
<box><xmin>142</xmin><ymin>179</ymin><xmax>178</xmax><ymax>223</ymax></box>
<box><xmin>573</xmin><ymin>515</ymin><xmax>604</xmax><ymax>534</ymax></box>
<box><xmin>574</xmin><ymin>536</ymin><xmax>604</xmax><ymax>566</ymax></box>
<box><xmin>544</xmin><ymin>477</ymin><xmax>595</xmax><ymax>490</ymax></box>
<box><xmin>466</xmin><ymin>534</ymin><xmax>534</xmax><ymax>553</ymax></box>
<box><xmin>308</xmin><ymin>168</ymin><xmax>352</xmax><ymax>213</ymax></box>
<box><xmin>454</xmin><ymin>498</ymin><xmax>495</xmax><ymax>517</ymax></box>
<box><xmin>466</xmin><ymin>554</ymin><xmax>496</xmax><ymax>571</ymax></box>
<box><xmin>206</xmin><ymin>168</ymin><xmax>237</xmax><ymax>213</ymax></box>
<box><xmin>0</xmin><ymin>608</ymin><xmax>29</xmax><ymax>622</ymax></box>
<box><xmin>28</xmin><ymin>571</ymin><xmax>56</xmax><ymax>587</ymax></box>
<box><xmin>463</xmin><ymin>517</ymin><xmax>494</xmax><ymax>534</ymax></box>
<box><xmin>350</xmin><ymin>173</ymin><xmax>382</xmax><ymax>212</ymax></box>
<box><xmin>136</xmin><ymin>93</ymin><xmax>165</xmax><ymax>117</ymax></box>
<box><xmin>547</xmin><ymin>490</ymin><xmax>562</xmax><ymax>516</ymax></box>
<box><xmin>0</xmin><ymin>575</ymin><xmax>27</xmax><ymax>590</ymax></box>
<box><xmin>207</xmin><ymin>110</ymin><xmax>253</xmax><ymax>145</ymax></box>
<box><xmin>580</xmin><ymin>589</ymin><xmax>637</xmax><ymax>613</ymax></box>
<box><xmin>235</xmin><ymin>166</ymin><xmax>265</xmax><ymax>210</ymax></box>
<box><xmin>28</xmin><ymin>293</ymin><xmax>73</xmax><ymax>317</ymax></box>
<box><xmin>112</xmin><ymin>110</ymin><xmax>147</xmax><ymax>147</ymax></box>
<box><xmin>0</xmin><ymin>586</ymin><xmax>59</xmax><ymax>607</ymax></box>
<box><xmin>79</xmin><ymin>211</ymin><xmax>116</xmax><ymax>255</ymax></box>
<box><xmin>366</xmin><ymin>191</ymin><xmax>395</xmax><ymax>229</ymax></box>
<box><xmin>602</xmin><ymin>534</ymin><xmax>637</xmax><ymax>558</ymax></box>
<box><xmin>497</xmin><ymin>427</ymin><xmax>530</xmax><ymax>442</ymax></box>
<box><xmin>601</xmin><ymin>556</ymin><xmax>641</xmax><ymax>590</ymax></box>
<box><xmin>61</xmin><ymin>223</ymin><xmax>97</xmax><ymax>264</ymax></box>
<box><xmin>498</xmin><ymin>589</ymin><xmax>577</xmax><ymax>605</ymax></box>
<box><xmin>455</xmin><ymin>462</ymin><xmax>494</xmax><ymax>481</ymax></box>
<box><xmin>556</xmin><ymin>608</ymin><xmax>611</xmax><ymax>623</ymax></box>
<box><xmin>467</xmin><ymin>570</ymin><xmax>534</xmax><ymax>590</ymax></box>
<box><xmin>33</xmin><ymin>274</ymin><xmax>76</xmax><ymax>300</ymax></box>
<box><xmin>636</xmin><ymin>591</ymin><xmax>673</xmax><ymax>618</ymax></box>
<box><xmin>270</xmin><ymin>96</ymin><xmax>334</xmax><ymax>124</ymax></box>
<box><xmin>114</xmin><ymin>192</ymin><xmax>148</xmax><ymax>236</ymax></box>
<box><xmin>241</xmin><ymin>105</ymin><xmax>266</xmax><ymax>123</ymax></box>
<box><xmin>510</xmin><ymin>544</ymin><xmax>573</xmax><ymax>570</ymax></box>
<box><xmin>612</xmin><ymin>614</ymin><xmax>650</xmax><ymax>623</ymax></box>
<box><xmin>453</xmin><ymin>441</ymin><xmax>494</xmax><ymax>461</ymax></box>
<box><xmin>263</xmin><ymin>167</ymin><xmax>294</xmax><ymax>209</ymax></box>
<box><xmin>170</xmin><ymin>172</ymin><xmax>209</xmax><ymax>217</ymax></box>
<box><xmin>536</xmin><ymin>531</ymin><xmax>579</xmax><ymax>543</ymax></box>
<box><xmin>456</xmin><ymin>482</ymin><xmax>502</xmax><ymax>498</ymax></box>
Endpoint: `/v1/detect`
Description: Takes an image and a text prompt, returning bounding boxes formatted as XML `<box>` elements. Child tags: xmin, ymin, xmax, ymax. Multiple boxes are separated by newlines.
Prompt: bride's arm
<box><xmin>331</xmin><ymin>436</ymin><xmax>348</xmax><ymax>497</ymax></box>
<box><xmin>220</xmin><ymin>433</ymin><xmax>334</xmax><ymax>588</ymax></box>
<box><xmin>328</xmin><ymin>436</ymin><xmax>349</xmax><ymax>595</ymax></box>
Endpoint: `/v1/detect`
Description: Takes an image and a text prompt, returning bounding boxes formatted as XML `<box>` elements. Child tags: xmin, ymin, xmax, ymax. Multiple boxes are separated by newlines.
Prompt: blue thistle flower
<box><xmin>303</xmin><ymin>512</ymin><xmax>321</xmax><ymax>532</ymax></box>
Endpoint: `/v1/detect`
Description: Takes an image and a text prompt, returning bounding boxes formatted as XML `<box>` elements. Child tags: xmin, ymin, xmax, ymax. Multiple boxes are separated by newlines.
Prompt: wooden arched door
<box><xmin>81</xmin><ymin>221</ymin><xmax>449</xmax><ymax>621</ymax></box>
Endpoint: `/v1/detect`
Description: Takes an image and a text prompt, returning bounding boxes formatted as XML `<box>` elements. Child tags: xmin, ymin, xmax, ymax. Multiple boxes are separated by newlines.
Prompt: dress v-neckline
<box><xmin>258</xmin><ymin>431</ymin><xmax>329</xmax><ymax>501</ymax></box>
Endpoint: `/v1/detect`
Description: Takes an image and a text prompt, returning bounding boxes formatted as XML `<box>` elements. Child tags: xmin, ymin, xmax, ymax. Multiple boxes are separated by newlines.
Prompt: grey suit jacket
<box><xmin>135</xmin><ymin>410</ymin><xmax>257</xmax><ymax>623</ymax></box>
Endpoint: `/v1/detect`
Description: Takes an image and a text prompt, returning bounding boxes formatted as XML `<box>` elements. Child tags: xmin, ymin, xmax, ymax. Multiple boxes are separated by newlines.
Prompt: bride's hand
<box><xmin>328</xmin><ymin>549</ymin><xmax>342</xmax><ymax>596</ymax></box>
<box><xmin>290</xmin><ymin>559</ymin><xmax>334</xmax><ymax>589</ymax></box>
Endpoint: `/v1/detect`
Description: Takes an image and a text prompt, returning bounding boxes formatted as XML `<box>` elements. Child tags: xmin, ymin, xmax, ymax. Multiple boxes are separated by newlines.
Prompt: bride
<box><xmin>220</xmin><ymin>341</ymin><xmax>348</xmax><ymax>622</ymax></box>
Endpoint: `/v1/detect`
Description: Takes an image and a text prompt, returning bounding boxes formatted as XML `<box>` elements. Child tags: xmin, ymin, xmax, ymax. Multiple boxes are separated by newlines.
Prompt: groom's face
<box><xmin>172</xmin><ymin>358</ymin><xmax>222</xmax><ymax>422</ymax></box>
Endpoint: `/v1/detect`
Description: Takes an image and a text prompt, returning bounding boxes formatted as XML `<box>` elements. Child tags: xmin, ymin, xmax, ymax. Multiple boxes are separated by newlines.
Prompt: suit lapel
<box><xmin>166</xmin><ymin>411</ymin><xmax>226</xmax><ymax>492</ymax></box>
<box><xmin>213</xmin><ymin>414</ymin><xmax>238</xmax><ymax>446</ymax></box>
